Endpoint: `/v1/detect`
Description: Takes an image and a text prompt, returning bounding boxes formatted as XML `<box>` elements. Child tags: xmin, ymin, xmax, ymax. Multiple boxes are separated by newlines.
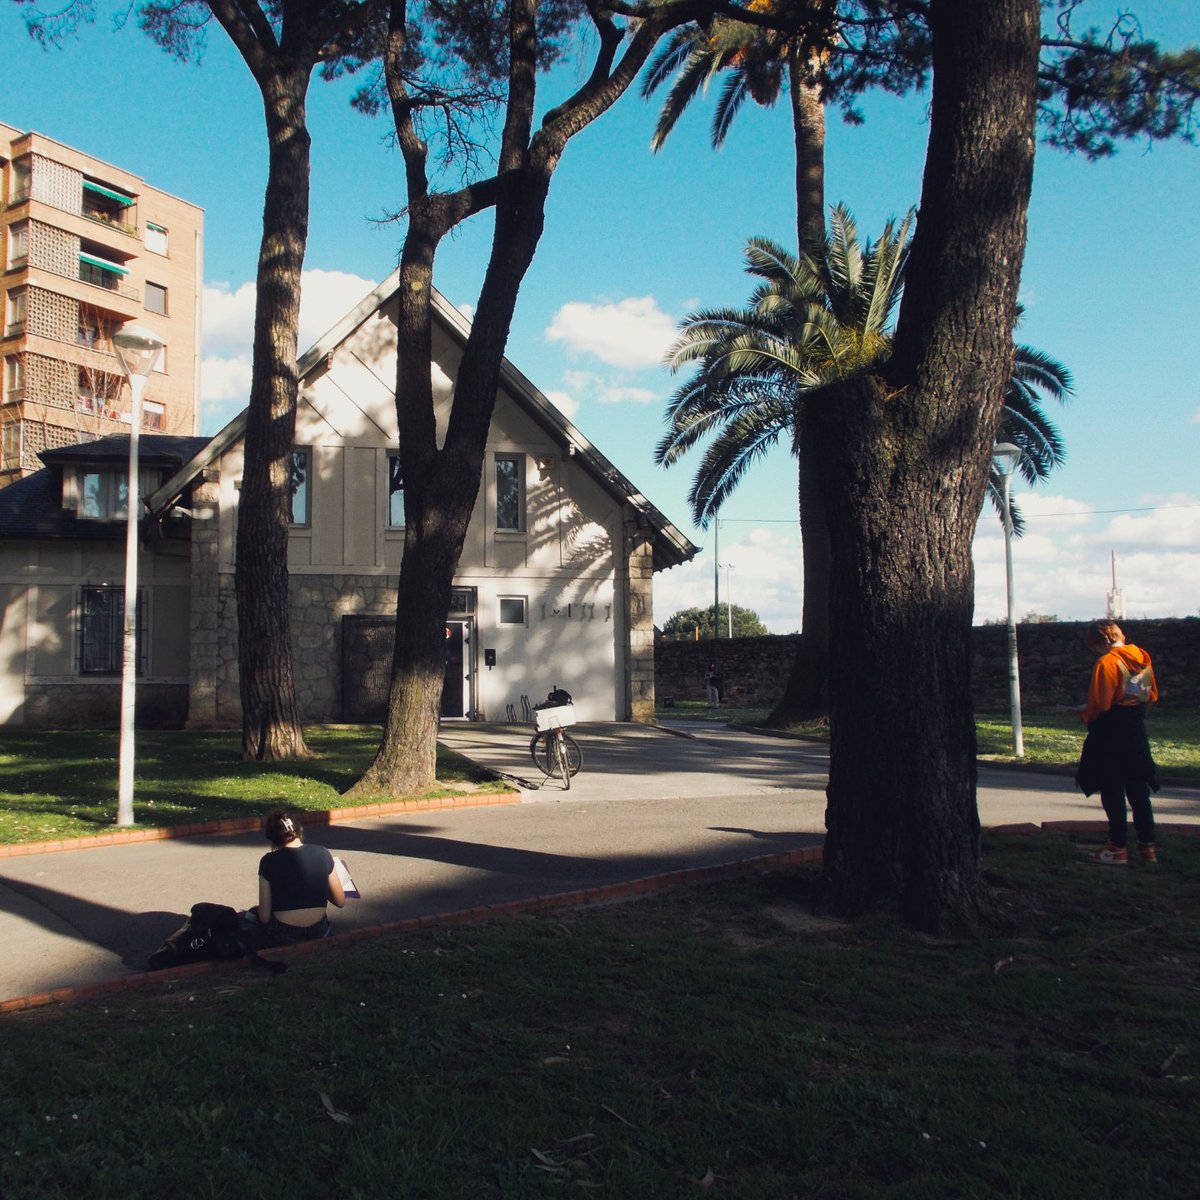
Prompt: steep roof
<box><xmin>147</xmin><ymin>279</ymin><xmax>699</xmax><ymax>572</ymax></box>
<box><xmin>0</xmin><ymin>435</ymin><xmax>209</xmax><ymax>541</ymax></box>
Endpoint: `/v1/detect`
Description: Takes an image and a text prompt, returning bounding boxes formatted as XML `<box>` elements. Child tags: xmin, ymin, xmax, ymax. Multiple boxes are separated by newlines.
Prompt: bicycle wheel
<box><xmin>555</xmin><ymin>731</ymin><xmax>571</xmax><ymax>790</ymax></box>
<box><xmin>561</xmin><ymin>733</ymin><xmax>582</xmax><ymax>777</ymax></box>
<box><xmin>530</xmin><ymin>731</ymin><xmax>554</xmax><ymax>775</ymax></box>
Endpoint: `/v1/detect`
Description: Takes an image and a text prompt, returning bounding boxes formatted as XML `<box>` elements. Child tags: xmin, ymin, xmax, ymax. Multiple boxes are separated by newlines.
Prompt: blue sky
<box><xmin>5</xmin><ymin>2</ymin><xmax>1198</xmax><ymax>631</ymax></box>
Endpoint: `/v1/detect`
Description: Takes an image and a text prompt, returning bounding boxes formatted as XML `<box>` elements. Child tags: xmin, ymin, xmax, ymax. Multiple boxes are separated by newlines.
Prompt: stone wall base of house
<box><xmin>22</xmin><ymin>683</ymin><xmax>189</xmax><ymax>729</ymax></box>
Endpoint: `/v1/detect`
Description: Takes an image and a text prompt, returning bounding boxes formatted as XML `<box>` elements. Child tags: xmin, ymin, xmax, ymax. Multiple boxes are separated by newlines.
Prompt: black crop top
<box><xmin>258</xmin><ymin>843</ymin><xmax>334</xmax><ymax>913</ymax></box>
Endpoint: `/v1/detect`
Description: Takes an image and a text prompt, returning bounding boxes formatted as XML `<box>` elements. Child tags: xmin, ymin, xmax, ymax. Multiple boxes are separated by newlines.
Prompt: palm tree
<box><xmin>658</xmin><ymin>205</ymin><xmax>910</xmax><ymax>514</ymax></box>
<box><xmin>642</xmin><ymin>3</ymin><xmax>831</xmax><ymax>256</ymax></box>
<box><xmin>657</xmin><ymin>208</ymin><xmax>1073</xmax><ymax>697</ymax></box>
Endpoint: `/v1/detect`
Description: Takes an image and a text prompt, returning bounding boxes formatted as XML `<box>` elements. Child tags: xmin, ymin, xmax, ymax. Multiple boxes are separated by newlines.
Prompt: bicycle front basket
<box><xmin>535</xmin><ymin>703</ymin><xmax>576</xmax><ymax>731</ymax></box>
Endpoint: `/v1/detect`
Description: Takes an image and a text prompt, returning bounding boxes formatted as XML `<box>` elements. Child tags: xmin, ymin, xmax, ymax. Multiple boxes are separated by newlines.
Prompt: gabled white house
<box><xmin>0</xmin><ymin>278</ymin><xmax>698</xmax><ymax>728</ymax></box>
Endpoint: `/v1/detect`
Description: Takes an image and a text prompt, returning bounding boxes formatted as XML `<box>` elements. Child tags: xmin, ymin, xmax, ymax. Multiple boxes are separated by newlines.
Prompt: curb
<box><xmin>0</xmin><ymin>791</ymin><xmax>522</xmax><ymax>859</ymax></box>
<box><xmin>0</xmin><ymin>846</ymin><xmax>824</xmax><ymax>1014</ymax></box>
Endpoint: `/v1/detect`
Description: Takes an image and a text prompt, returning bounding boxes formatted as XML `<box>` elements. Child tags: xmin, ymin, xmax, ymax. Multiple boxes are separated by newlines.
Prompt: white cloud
<box><xmin>654</xmin><ymin>526</ymin><xmax>804</xmax><ymax>635</ymax></box>
<box><xmin>542</xmin><ymin>390</ymin><xmax>580</xmax><ymax>419</ymax></box>
<box><xmin>200</xmin><ymin>270</ymin><xmax>376</xmax><ymax>434</ymax></box>
<box><xmin>973</xmin><ymin>493</ymin><xmax>1200</xmax><ymax>622</ymax></box>
<box><xmin>557</xmin><ymin>369</ymin><xmax>662</xmax><ymax>408</ymax></box>
<box><xmin>545</xmin><ymin>296</ymin><xmax>678</xmax><ymax>369</ymax></box>
<box><xmin>202</xmin><ymin>281</ymin><xmax>257</xmax><ymax>358</ymax></box>
<box><xmin>656</xmin><ymin>495</ymin><xmax>1200</xmax><ymax>635</ymax></box>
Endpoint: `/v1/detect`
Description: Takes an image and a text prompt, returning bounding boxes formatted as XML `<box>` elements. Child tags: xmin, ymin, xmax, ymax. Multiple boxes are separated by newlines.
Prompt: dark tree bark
<box><xmin>813</xmin><ymin>0</ymin><xmax>1040</xmax><ymax>934</ymax></box>
<box><xmin>350</xmin><ymin>0</ymin><xmax>706</xmax><ymax>795</ymax></box>
<box><xmin>768</xmin><ymin>69</ymin><xmax>832</xmax><ymax>726</ymax></box>
<box><xmin>196</xmin><ymin>0</ymin><xmax>387</xmax><ymax>761</ymax></box>
<box><xmin>234</xmin><ymin>63</ymin><xmax>314</xmax><ymax>761</ymax></box>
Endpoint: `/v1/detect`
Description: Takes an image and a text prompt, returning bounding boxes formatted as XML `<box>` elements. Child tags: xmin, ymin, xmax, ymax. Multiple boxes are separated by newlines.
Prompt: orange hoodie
<box><xmin>1082</xmin><ymin>643</ymin><xmax>1158</xmax><ymax>725</ymax></box>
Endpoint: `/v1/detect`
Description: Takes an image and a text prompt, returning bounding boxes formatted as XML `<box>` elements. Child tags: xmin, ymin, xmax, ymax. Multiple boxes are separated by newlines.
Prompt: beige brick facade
<box><xmin>1</xmin><ymin>121</ymin><xmax>203</xmax><ymax>486</ymax></box>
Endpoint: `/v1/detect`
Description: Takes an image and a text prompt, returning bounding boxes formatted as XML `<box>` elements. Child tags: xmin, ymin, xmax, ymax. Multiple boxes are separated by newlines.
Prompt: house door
<box><xmin>442</xmin><ymin>620</ymin><xmax>473</xmax><ymax>719</ymax></box>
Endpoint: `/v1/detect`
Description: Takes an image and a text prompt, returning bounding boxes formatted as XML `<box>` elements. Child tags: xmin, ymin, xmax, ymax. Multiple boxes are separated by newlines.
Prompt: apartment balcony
<box><xmin>81</xmin><ymin>181</ymin><xmax>138</xmax><ymax>238</ymax></box>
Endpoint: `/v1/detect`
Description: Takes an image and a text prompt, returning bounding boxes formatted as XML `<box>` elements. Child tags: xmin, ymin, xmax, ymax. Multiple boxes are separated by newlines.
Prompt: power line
<box><xmin>711</xmin><ymin>502</ymin><xmax>1200</xmax><ymax>529</ymax></box>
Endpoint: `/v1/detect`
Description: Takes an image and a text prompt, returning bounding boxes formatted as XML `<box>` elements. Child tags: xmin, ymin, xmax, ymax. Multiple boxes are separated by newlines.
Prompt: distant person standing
<box><xmin>1075</xmin><ymin>620</ymin><xmax>1160</xmax><ymax>864</ymax></box>
<box><xmin>705</xmin><ymin>663</ymin><xmax>722</xmax><ymax>708</ymax></box>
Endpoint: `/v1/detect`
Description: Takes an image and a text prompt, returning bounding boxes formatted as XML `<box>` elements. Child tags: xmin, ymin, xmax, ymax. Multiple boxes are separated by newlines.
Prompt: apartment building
<box><xmin>0</xmin><ymin>121</ymin><xmax>203</xmax><ymax>486</ymax></box>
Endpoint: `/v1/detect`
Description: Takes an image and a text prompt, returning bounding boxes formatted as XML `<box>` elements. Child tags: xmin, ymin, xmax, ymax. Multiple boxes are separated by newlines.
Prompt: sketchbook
<box><xmin>333</xmin><ymin>855</ymin><xmax>361</xmax><ymax>899</ymax></box>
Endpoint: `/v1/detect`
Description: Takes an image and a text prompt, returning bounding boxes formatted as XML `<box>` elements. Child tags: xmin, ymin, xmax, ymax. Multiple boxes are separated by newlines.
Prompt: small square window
<box><xmin>145</xmin><ymin>223</ymin><xmax>168</xmax><ymax>255</ymax></box>
<box><xmin>495</xmin><ymin>453</ymin><xmax>524</xmax><ymax>532</ymax></box>
<box><xmin>498</xmin><ymin>596</ymin><xmax>527</xmax><ymax>626</ymax></box>
<box><xmin>145</xmin><ymin>282</ymin><xmax>167</xmax><ymax>315</ymax></box>
<box><xmin>79</xmin><ymin>469</ymin><xmax>129</xmax><ymax>520</ymax></box>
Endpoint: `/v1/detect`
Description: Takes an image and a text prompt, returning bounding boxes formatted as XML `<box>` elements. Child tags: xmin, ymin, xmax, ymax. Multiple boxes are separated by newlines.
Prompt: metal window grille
<box><xmin>80</xmin><ymin>586</ymin><xmax>144</xmax><ymax>675</ymax></box>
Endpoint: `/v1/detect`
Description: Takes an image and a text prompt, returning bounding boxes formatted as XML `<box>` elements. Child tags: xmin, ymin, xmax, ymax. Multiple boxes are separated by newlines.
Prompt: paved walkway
<box><xmin>2</xmin><ymin>721</ymin><xmax>1197</xmax><ymax>1008</ymax></box>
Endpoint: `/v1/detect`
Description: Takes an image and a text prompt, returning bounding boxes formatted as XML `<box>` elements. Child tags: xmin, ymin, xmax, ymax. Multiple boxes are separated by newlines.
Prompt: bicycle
<box><xmin>529</xmin><ymin>687</ymin><xmax>582</xmax><ymax>790</ymax></box>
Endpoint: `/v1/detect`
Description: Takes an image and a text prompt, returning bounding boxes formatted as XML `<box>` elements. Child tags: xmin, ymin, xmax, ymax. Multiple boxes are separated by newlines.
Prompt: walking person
<box><xmin>1075</xmin><ymin>620</ymin><xmax>1160</xmax><ymax>864</ymax></box>
<box><xmin>705</xmin><ymin>663</ymin><xmax>722</xmax><ymax>708</ymax></box>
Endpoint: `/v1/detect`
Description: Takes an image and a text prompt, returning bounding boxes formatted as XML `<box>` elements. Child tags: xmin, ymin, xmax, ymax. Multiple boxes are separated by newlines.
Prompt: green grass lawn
<box><xmin>0</xmin><ymin>727</ymin><xmax>509</xmax><ymax>846</ymax></box>
<box><xmin>3</xmin><ymin>833</ymin><xmax>1197</xmax><ymax>1199</ymax></box>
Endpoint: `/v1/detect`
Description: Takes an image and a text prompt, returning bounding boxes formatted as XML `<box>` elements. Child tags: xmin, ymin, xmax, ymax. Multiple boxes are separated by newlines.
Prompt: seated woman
<box><xmin>255</xmin><ymin>809</ymin><xmax>345</xmax><ymax>945</ymax></box>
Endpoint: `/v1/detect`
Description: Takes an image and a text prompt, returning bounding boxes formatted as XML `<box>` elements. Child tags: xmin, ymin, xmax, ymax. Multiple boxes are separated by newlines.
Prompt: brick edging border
<box><xmin>0</xmin><ymin>791</ymin><xmax>522</xmax><ymax>859</ymax></box>
<box><xmin>0</xmin><ymin>845</ymin><xmax>824</xmax><ymax>1014</ymax></box>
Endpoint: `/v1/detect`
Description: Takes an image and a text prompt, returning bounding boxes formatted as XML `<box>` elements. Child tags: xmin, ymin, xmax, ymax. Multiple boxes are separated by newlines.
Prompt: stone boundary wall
<box><xmin>657</xmin><ymin>618</ymin><xmax>1200</xmax><ymax>712</ymax></box>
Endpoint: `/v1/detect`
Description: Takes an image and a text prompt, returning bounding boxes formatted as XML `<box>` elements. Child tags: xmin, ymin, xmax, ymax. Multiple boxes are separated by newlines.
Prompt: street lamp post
<box><xmin>722</xmin><ymin>563</ymin><xmax>735</xmax><ymax>637</ymax></box>
<box><xmin>992</xmin><ymin>441</ymin><xmax>1024</xmax><ymax>758</ymax></box>
<box><xmin>112</xmin><ymin>325</ymin><xmax>165</xmax><ymax>827</ymax></box>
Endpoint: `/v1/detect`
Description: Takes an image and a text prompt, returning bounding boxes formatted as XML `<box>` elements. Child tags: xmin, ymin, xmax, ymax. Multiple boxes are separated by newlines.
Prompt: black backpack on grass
<box><xmin>148</xmin><ymin>902</ymin><xmax>286</xmax><ymax>973</ymax></box>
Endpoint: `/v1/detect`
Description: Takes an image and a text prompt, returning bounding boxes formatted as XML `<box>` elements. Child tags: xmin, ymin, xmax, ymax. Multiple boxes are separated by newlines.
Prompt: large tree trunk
<box><xmin>234</xmin><ymin>67</ymin><xmax>313</xmax><ymax>761</ymax></box>
<box><xmin>768</xmin><ymin>70</ymin><xmax>831</xmax><ymax>726</ymax></box>
<box><xmin>350</xmin><ymin>0</ymin><xmax>671</xmax><ymax>795</ymax></box>
<box><xmin>815</xmin><ymin>0</ymin><xmax>1040</xmax><ymax>934</ymax></box>
<box><xmin>350</xmin><ymin>163</ymin><xmax>554</xmax><ymax>796</ymax></box>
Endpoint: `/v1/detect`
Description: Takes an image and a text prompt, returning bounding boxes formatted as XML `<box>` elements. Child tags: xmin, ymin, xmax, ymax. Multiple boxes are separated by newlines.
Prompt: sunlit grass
<box><xmin>0</xmin><ymin>727</ymin><xmax>510</xmax><ymax>845</ymax></box>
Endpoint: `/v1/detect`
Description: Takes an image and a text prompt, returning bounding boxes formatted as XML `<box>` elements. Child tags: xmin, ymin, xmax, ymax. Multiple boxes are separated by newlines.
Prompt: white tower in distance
<box><xmin>1106</xmin><ymin>549</ymin><xmax>1125</xmax><ymax>620</ymax></box>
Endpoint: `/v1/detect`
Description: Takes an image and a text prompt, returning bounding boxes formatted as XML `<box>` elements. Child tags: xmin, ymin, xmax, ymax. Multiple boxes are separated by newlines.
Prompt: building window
<box><xmin>5</xmin><ymin>355</ymin><xmax>23</xmax><ymax>403</ymax></box>
<box><xmin>6</xmin><ymin>287</ymin><xmax>26</xmax><ymax>336</ymax></box>
<box><xmin>144</xmin><ymin>282</ymin><xmax>167</xmax><ymax>315</ymax></box>
<box><xmin>495</xmin><ymin>453</ymin><xmax>524</xmax><ymax>532</ymax></box>
<box><xmin>6</xmin><ymin>221</ymin><xmax>28</xmax><ymax>268</ymax></box>
<box><xmin>10</xmin><ymin>159</ymin><xmax>31</xmax><ymax>205</ymax></box>
<box><xmin>81</xmin><ymin>179</ymin><xmax>136</xmax><ymax>231</ymax></box>
<box><xmin>145</xmin><ymin>223</ymin><xmax>168</xmax><ymax>255</ymax></box>
<box><xmin>79</xmin><ymin>251</ymin><xmax>129</xmax><ymax>292</ymax></box>
<box><xmin>80</xmin><ymin>586</ymin><xmax>143</xmax><ymax>675</ymax></box>
<box><xmin>498</xmin><ymin>596</ymin><xmax>527</xmax><ymax>626</ymax></box>
<box><xmin>448</xmin><ymin>588</ymin><xmax>476</xmax><ymax>615</ymax></box>
<box><xmin>290</xmin><ymin>448</ymin><xmax>311</xmax><ymax>526</ymax></box>
<box><xmin>387</xmin><ymin>452</ymin><xmax>405</xmax><ymax>528</ymax></box>
<box><xmin>143</xmin><ymin>401</ymin><xmax>165</xmax><ymax>431</ymax></box>
<box><xmin>79</xmin><ymin>469</ymin><xmax>129</xmax><ymax>520</ymax></box>
<box><xmin>0</xmin><ymin>422</ymin><xmax>19</xmax><ymax>470</ymax></box>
